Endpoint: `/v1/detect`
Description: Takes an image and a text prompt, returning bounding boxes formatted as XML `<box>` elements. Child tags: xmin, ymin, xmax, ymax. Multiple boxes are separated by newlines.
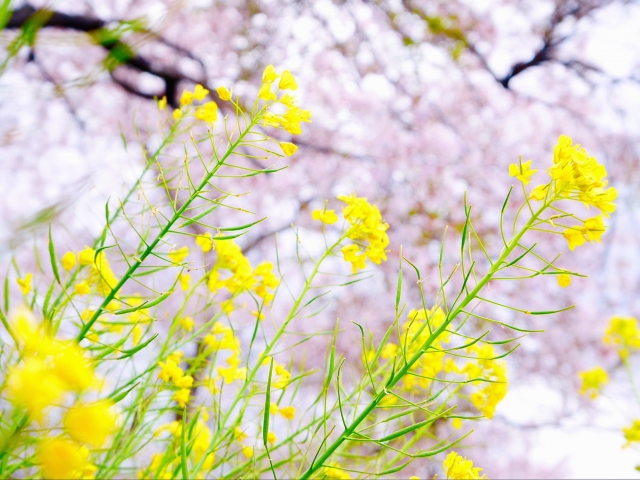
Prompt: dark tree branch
<box><xmin>6</xmin><ymin>4</ymin><xmax>202</xmax><ymax>107</ymax></box>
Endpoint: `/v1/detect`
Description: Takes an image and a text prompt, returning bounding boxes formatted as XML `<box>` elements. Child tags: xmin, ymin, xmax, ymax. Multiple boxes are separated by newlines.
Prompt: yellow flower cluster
<box><xmin>157</xmin><ymin>350</ymin><xmax>194</xmax><ymax>407</ymax></box>
<box><xmin>202</xmin><ymin>321</ymin><xmax>247</xmax><ymax>385</ymax></box>
<box><xmin>16</xmin><ymin>272</ymin><xmax>32</xmax><ymax>295</ymax></box>
<box><xmin>578</xmin><ymin>366</ymin><xmax>609</xmax><ymax>399</ymax></box>
<box><xmin>258</xmin><ymin>65</ymin><xmax>312</xmax><ymax>137</ymax></box>
<box><xmin>442</xmin><ymin>451</ymin><xmax>487</xmax><ymax>479</ymax></box>
<box><xmin>550</xmin><ymin>135</ymin><xmax>617</xmax><ymax>214</ymax></box>
<box><xmin>66</xmin><ymin>247</ymin><xmax>119</xmax><ymax>297</ymax></box>
<box><xmin>623</xmin><ymin>419</ymin><xmax>640</xmax><ymax>447</ymax></box>
<box><xmin>151</xmin><ymin>416</ymin><xmax>215</xmax><ymax>477</ymax></box>
<box><xmin>461</xmin><ymin>344</ymin><xmax>507</xmax><ymax>419</ymax></box>
<box><xmin>174</xmin><ymin>84</ymin><xmax>218</xmax><ymax>123</ymax></box>
<box><xmin>526</xmin><ymin>135</ymin><xmax>616</xmax><ymax>251</ymax></box>
<box><xmin>8</xmin><ymin>308</ymin><xmax>98</xmax><ymax>419</ymax></box>
<box><xmin>316</xmin><ymin>194</ymin><xmax>390</xmax><ymax>273</ymax></box>
<box><xmin>206</xmin><ymin>236</ymin><xmax>279</xmax><ymax>306</ymax></box>
<box><xmin>7</xmin><ymin>308</ymin><xmax>117</xmax><ymax>478</ymax></box>
<box><xmin>318</xmin><ymin>461</ymin><xmax>352</xmax><ymax>479</ymax></box>
<box><xmin>603</xmin><ymin>316</ymin><xmax>640</xmax><ymax>359</ymax></box>
<box><xmin>397</xmin><ymin>308</ymin><xmax>449</xmax><ymax>392</ymax></box>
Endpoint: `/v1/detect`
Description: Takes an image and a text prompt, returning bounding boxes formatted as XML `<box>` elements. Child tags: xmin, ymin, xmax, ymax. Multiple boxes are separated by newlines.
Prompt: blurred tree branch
<box><xmin>6</xmin><ymin>4</ymin><xmax>203</xmax><ymax>106</ymax></box>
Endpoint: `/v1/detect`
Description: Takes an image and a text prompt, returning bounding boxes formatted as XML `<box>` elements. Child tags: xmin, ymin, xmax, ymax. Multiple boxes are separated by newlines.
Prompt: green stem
<box><xmin>197</xmin><ymin>236</ymin><xmax>346</xmax><ymax>470</ymax></box>
<box><xmin>298</xmin><ymin>201</ymin><xmax>549</xmax><ymax>479</ymax></box>
<box><xmin>77</xmin><ymin>118</ymin><xmax>258</xmax><ymax>341</ymax></box>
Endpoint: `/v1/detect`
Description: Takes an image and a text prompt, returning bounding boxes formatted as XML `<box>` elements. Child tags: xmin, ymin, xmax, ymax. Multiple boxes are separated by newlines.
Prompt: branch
<box><xmin>5</xmin><ymin>4</ymin><xmax>202</xmax><ymax>107</ymax></box>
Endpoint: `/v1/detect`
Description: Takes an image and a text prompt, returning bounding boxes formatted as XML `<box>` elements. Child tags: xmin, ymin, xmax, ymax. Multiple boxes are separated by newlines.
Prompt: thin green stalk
<box><xmin>298</xmin><ymin>200</ymin><xmax>550</xmax><ymax>479</ymax></box>
<box><xmin>77</xmin><ymin>117</ymin><xmax>258</xmax><ymax>341</ymax></box>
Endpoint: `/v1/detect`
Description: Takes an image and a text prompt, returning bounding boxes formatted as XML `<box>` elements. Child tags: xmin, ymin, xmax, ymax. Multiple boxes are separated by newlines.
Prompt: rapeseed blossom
<box><xmin>16</xmin><ymin>273</ymin><xmax>32</xmax><ymax>295</ymax></box>
<box><xmin>603</xmin><ymin>316</ymin><xmax>640</xmax><ymax>358</ymax></box>
<box><xmin>322</xmin><ymin>194</ymin><xmax>390</xmax><ymax>273</ymax></box>
<box><xmin>257</xmin><ymin>65</ymin><xmax>312</xmax><ymax>135</ymax></box>
<box><xmin>37</xmin><ymin>438</ymin><xmax>92</xmax><ymax>479</ymax></box>
<box><xmin>526</xmin><ymin>135</ymin><xmax>615</xmax><ymax>251</ymax></box>
<box><xmin>463</xmin><ymin>344</ymin><xmax>507</xmax><ymax>419</ymax></box>
<box><xmin>312</xmin><ymin>208</ymin><xmax>338</xmax><ymax>224</ymax></box>
<box><xmin>61</xmin><ymin>251</ymin><xmax>77</xmax><ymax>271</ymax></box>
<box><xmin>442</xmin><ymin>451</ymin><xmax>487</xmax><ymax>479</ymax></box>
<box><xmin>64</xmin><ymin>401</ymin><xmax>117</xmax><ymax>447</ymax></box>
<box><xmin>508</xmin><ymin>159</ymin><xmax>537</xmax><ymax>185</ymax></box>
<box><xmin>623</xmin><ymin>419</ymin><xmax>640</xmax><ymax>447</ymax></box>
<box><xmin>578</xmin><ymin>366</ymin><xmax>609</xmax><ymax>399</ymax></box>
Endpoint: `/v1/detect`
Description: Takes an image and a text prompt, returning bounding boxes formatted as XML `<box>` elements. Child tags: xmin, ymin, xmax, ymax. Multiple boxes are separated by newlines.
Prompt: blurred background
<box><xmin>1</xmin><ymin>0</ymin><xmax>640</xmax><ymax>477</ymax></box>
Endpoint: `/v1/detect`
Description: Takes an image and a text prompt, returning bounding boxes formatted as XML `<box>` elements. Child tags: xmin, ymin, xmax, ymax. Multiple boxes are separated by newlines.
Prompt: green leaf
<box><xmin>263</xmin><ymin>358</ymin><xmax>274</xmax><ymax>446</ymax></box>
<box><xmin>108</xmin><ymin>382</ymin><xmax>139</xmax><ymax>403</ymax></box>
<box><xmin>114</xmin><ymin>333</ymin><xmax>158</xmax><ymax>359</ymax></box>
<box><xmin>0</xmin><ymin>0</ymin><xmax>12</xmax><ymax>30</ymax></box>
<box><xmin>115</xmin><ymin>290</ymin><xmax>173</xmax><ymax>315</ymax></box>
<box><xmin>48</xmin><ymin>225</ymin><xmax>61</xmax><ymax>285</ymax></box>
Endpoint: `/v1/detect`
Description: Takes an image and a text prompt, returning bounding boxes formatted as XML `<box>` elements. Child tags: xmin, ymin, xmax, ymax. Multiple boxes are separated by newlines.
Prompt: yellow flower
<box><xmin>269</xmin><ymin>402</ymin><xmax>279</xmax><ymax>415</ymax></box>
<box><xmin>179</xmin><ymin>274</ymin><xmax>191</xmax><ymax>291</ymax></box>
<box><xmin>529</xmin><ymin>184</ymin><xmax>549</xmax><ymax>201</ymax></box>
<box><xmin>451</xmin><ymin>418</ymin><xmax>463</xmax><ymax>430</ymax></box>
<box><xmin>557</xmin><ymin>274</ymin><xmax>571</xmax><ymax>288</ymax></box>
<box><xmin>169</xmin><ymin>246</ymin><xmax>189</xmax><ymax>264</ymax></box>
<box><xmin>278</xmin><ymin>406</ymin><xmax>295</xmax><ymax>420</ymax></box>
<box><xmin>262</xmin><ymin>64</ymin><xmax>278</xmax><ymax>83</ymax></box>
<box><xmin>37</xmin><ymin>437</ymin><xmax>90</xmax><ymax>480</ymax></box>
<box><xmin>78</xmin><ymin>247</ymin><xmax>95</xmax><ymax>266</ymax></box>
<box><xmin>578</xmin><ymin>366</ymin><xmax>608</xmax><ymax>399</ymax></box>
<box><xmin>312</xmin><ymin>209</ymin><xmax>338</xmax><ymax>224</ymax></box>
<box><xmin>583</xmin><ymin>215</ymin><xmax>605</xmax><ymax>243</ymax></box>
<box><xmin>158</xmin><ymin>96</ymin><xmax>167</xmax><ymax>110</ymax></box>
<box><xmin>173</xmin><ymin>388</ymin><xmax>191</xmax><ymax>407</ymax></box>
<box><xmin>16</xmin><ymin>273</ymin><xmax>32</xmax><ymax>295</ymax></box>
<box><xmin>623</xmin><ymin>419</ymin><xmax>640</xmax><ymax>446</ymax></box>
<box><xmin>234</xmin><ymin>426</ymin><xmax>247</xmax><ymax>442</ymax></box>
<box><xmin>216</xmin><ymin>86</ymin><xmax>232</xmax><ymax>101</ymax></box>
<box><xmin>258</xmin><ymin>82</ymin><xmax>276</xmax><ymax>101</ymax></box>
<box><xmin>75</xmin><ymin>282</ymin><xmax>91</xmax><ymax>295</ymax></box>
<box><xmin>278</xmin><ymin>70</ymin><xmax>298</xmax><ymax>90</ymax></box>
<box><xmin>173</xmin><ymin>109</ymin><xmax>183</xmax><ymax>120</ymax></box>
<box><xmin>442</xmin><ymin>451</ymin><xmax>487</xmax><ymax>479</ymax></box>
<box><xmin>278</xmin><ymin>141</ymin><xmax>298</xmax><ymax>156</ymax></box>
<box><xmin>549</xmin><ymin>135</ymin><xmax>616</xmax><ymax>216</ymax></box>
<box><xmin>563</xmin><ymin>228</ymin><xmax>585</xmax><ymax>251</ymax></box>
<box><xmin>321</xmin><ymin>462</ymin><xmax>352</xmax><ymax>479</ymax></box>
<box><xmin>195</xmin><ymin>101</ymin><xmax>218</xmax><ymax>123</ymax></box>
<box><xmin>195</xmin><ymin>232</ymin><xmax>214</xmax><ymax>252</ymax></box>
<box><xmin>7</xmin><ymin>358</ymin><xmax>65</xmax><ymax>420</ymax></box>
<box><xmin>341</xmin><ymin>244</ymin><xmax>367</xmax><ymax>274</ymax></box>
<box><xmin>193</xmin><ymin>84</ymin><xmax>209</xmax><ymax>100</ymax></box>
<box><xmin>179</xmin><ymin>316</ymin><xmax>195</xmax><ymax>332</ymax></box>
<box><xmin>267</xmin><ymin>431</ymin><xmax>277</xmax><ymax>444</ymax></box>
<box><xmin>62</xmin><ymin>252</ymin><xmax>77</xmax><ymax>271</ymax></box>
<box><xmin>53</xmin><ymin>342</ymin><xmax>97</xmax><ymax>392</ymax></box>
<box><xmin>603</xmin><ymin>316</ymin><xmax>640</xmax><ymax>358</ymax></box>
<box><xmin>279</xmin><ymin>94</ymin><xmax>296</xmax><ymax>107</ymax></box>
<box><xmin>217</xmin><ymin>365</ymin><xmax>247</xmax><ymax>384</ymax></box>
<box><xmin>158</xmin><ymin>359</ymin><xmax>184</xmax><ymax>383</ymax></box>
<box><xmin>380</xmin><ymin>343</ymin><xmax>398</xmax><ymax>360</ymax></box>
<box><xmin>251</xmin><ymin>310</ymin><xmax>265</xmax><ymax>321</ymax></box>
<box><xmin>242</xmin><ymin>445</ymin><xmax>254</xmax><ymax>459</ymax></box>
<box><xmin>64</xmin><ymin>401</ymin><xmax>117</xmax><ymax>447</ymax></box>
<box><xmin>180</xmin><ymin>90</ymin><xmax>194</xmax><ymax>106</ymax></box>
<box><xmin>508</xmin><ymin>159</ymin><xmax>537</xmax><ymax>185</ymax></box>
<box><xmin>175</xmin><ymin>375</ymin><xmax>194</xmax><ymax>388</ymax></box>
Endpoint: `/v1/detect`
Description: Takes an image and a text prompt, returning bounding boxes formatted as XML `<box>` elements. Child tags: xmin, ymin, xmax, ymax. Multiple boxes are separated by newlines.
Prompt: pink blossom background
<box><xmin>1</xmin><ymin>0</ymin><xmax>640</xmax><ymax>477</ymax></box>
